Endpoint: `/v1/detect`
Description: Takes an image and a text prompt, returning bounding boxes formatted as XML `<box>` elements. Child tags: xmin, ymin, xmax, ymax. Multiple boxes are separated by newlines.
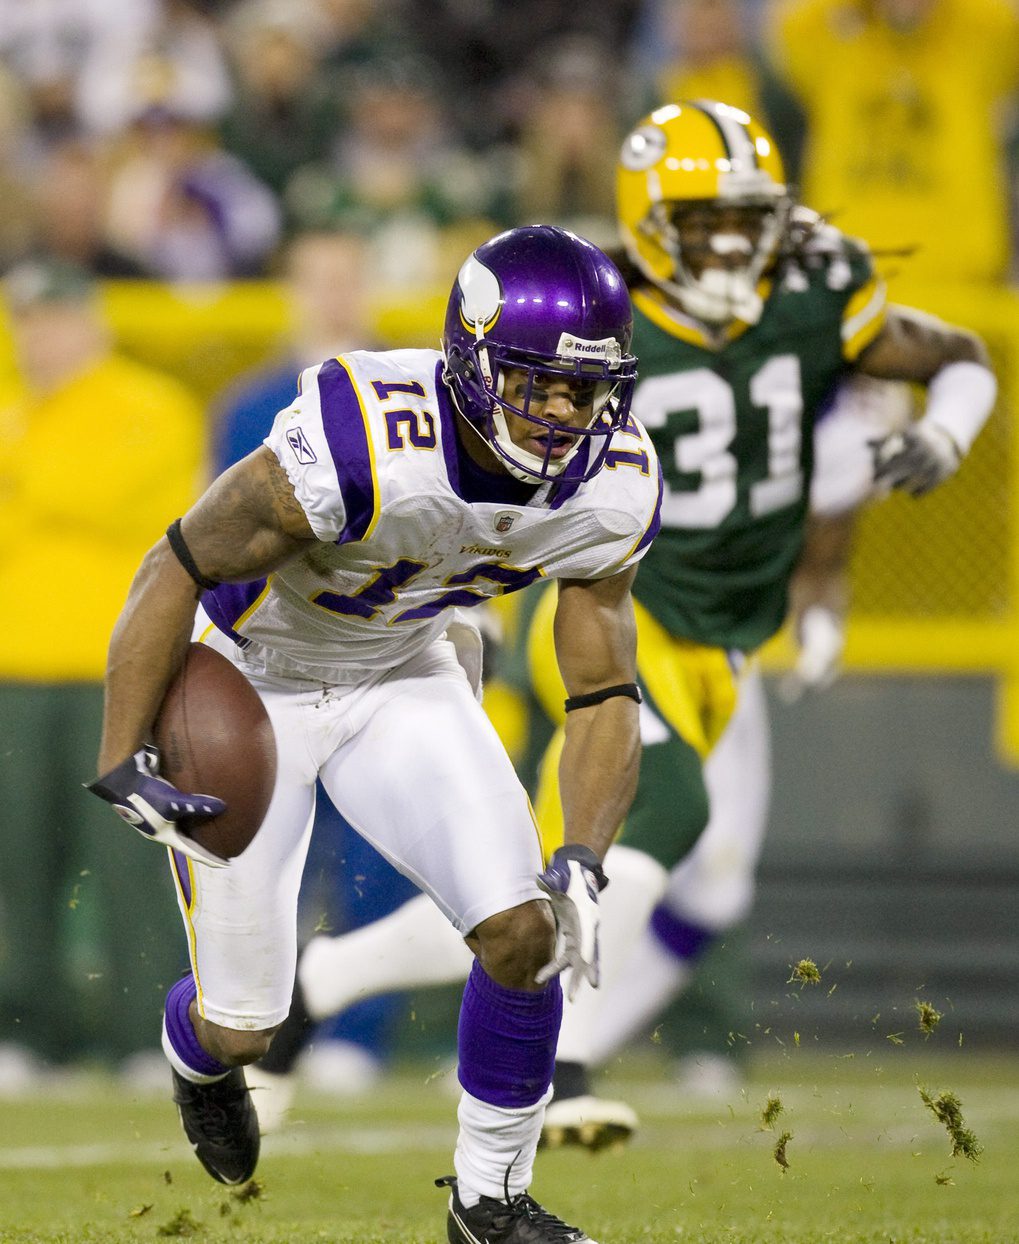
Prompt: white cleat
<box><xmin>243</xmin><ymin>1065</ymin><xmax>296</xmax><ymax>1134</ymax></box>
<box><xmin>540</xmin><ymin>1094</ymin><xmax>639</xmax><ymax>1153</ymax></box>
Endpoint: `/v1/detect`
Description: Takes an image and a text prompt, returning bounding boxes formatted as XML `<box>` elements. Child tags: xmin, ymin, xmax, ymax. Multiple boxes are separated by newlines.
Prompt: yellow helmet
<box><xmin>616</xmin><ymin>100</ymin><xmax>791</xmax><ymax>325</ymax></box>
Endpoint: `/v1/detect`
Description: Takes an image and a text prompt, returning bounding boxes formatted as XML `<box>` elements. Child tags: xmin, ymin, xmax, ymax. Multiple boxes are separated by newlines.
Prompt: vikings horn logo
<box><xmin>457</xmin><ymin>253</ymin><xmax>503</xmax><ymax>336</ymax></box>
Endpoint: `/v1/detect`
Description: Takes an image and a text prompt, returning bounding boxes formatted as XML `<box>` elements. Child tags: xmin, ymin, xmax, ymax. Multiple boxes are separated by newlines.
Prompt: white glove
<box><xmin>780</xmin><ymin>606</ymin><xmax>845</xmax><ymax>703</ymax></box>
<box><xmin>535</xmin><ymin>845</ymin><xmax>606</xmax><ymax>1001</ymax></box>
<box><xmin>871</xmin><ymin>422</ymin><xmax>961</xmax><ymax>497</ymax></box>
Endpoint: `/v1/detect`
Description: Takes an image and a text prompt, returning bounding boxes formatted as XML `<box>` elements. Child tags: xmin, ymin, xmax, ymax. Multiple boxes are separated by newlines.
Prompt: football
<box><xmin>153</xmin><ymin>642</ymin><xmax>276</xmax><ymax>860</ymax></box>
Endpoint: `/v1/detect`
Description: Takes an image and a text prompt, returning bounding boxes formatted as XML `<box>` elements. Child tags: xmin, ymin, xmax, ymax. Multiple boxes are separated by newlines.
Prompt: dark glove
<box><xmin>871</xmin><ymin>423</ymin><xmax>960</xmax><ymax>497</ymax></box>
<box><xmin>86</xmin><ymin>744</ymin><xmax>229</xmax><ymax>868</ymax></box>
<box><xmin>535</xmin><ymin>845</ymin><xmax>608</xmax><ymax>1001</ymax></box>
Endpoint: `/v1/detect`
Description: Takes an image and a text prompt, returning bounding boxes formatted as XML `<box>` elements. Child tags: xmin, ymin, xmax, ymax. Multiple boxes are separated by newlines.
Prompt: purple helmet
<box><xmin>441</xmin><ymin>225</ymin><xmax>638</xmax><ymax>482</ymax></box>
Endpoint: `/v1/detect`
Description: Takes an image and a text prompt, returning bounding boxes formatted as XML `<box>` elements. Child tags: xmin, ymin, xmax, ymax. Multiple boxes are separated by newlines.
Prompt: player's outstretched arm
<box><xmin>552</xmin><ymin>566</ymin><xmax>641</xmax><ymax>861</ymax></box>
<box><xmin>535</xmin><ymin>568</ymin><xmax>641</xmax><ymax>997</ymax></box>
<box><xmin>856</xmin><ymin>307</ymin><xmax>996</xmax><ymax>496</ymax></box>
<box><xmin>780</xmin><ymin>511</ymin><xmax>855</xmax><ymax>701</ymax></box>
<box><xmin>96</xmin><ymin>447</ymin><xmax>315</xmax><ymax>775</ymax></box>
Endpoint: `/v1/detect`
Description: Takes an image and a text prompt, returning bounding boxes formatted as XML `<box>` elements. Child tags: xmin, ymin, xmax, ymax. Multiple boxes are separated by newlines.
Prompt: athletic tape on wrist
<box><xmin>922</xmin><ymin>361</ymin><xmax>997</xmax><ymax>455</ymax></box>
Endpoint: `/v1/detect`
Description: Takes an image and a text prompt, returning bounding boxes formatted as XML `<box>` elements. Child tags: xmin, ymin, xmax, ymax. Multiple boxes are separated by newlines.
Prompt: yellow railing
<box><xmin>759</xmin><ymin>280</ymin><xmax>1019</xmax><ymax>762</ymax></box>
<box><xmin>5</xmin><ymin>275</ymin><xmax>1016</xmax><ymax>758</ymax></box>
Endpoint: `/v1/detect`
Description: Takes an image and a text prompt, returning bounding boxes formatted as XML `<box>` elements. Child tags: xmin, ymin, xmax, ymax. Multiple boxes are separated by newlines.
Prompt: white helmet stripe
<box><xmin>691</xmin><ymin>99</ymin><xmax>758</xmax><ymax>171</ymax></box>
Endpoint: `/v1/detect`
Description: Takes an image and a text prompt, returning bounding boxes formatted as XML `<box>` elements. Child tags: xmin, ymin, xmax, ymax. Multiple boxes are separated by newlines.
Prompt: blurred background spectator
<box><xmin>767</xmin><ymin>0</ymin><xmax>1019</xmax><ymax>290</ymax></box>
<box><xmin>508</xmin><ymin>37</ymin><xmax>620</xmax><ymax>245</ymax></box>
<box><xmin>0</xmin><ymin>68</ymin><xmax>37</xmax><ymax>268</ymax></box>
<box><xmin>642</xmin><ymin>0</ymin><xmax>806</xmax><ymax>181</ymax></box>
<box><xmin>212</xmin><ymin>227</ymin><xmax>373</xmax><ymax>463</ymax></box>
<box><xmin>0</xmin><ymin>0</ymin><xmax>157</xmax><ymax>143</ymax></box>
<box><xmin>104</xmin><ymin>106</ymin><xmax>282</xmax><ymax>280</ymax></box>
<box><xmin>30</xmin><ymin>139</ymin><xmax>146</xmax><ymax>277</ymax></box>
<box><xmin>0</xmin><ymin>258</ymin><xmax>204</xmax><ymax>1089</ymax></box>
<box><xmin>219</xmin><ymin>0</ymin><xmax>340</xmax><ymax>202</ymax></box>
<box><xmin>75</xmin><ymin>0</ymin><xmax>232</xmax><ymax>139</ymax></box>
<box><xmin>284</xmin><ymin>52</ymin><xmax>500</xmax><ymax>290</ymax></box>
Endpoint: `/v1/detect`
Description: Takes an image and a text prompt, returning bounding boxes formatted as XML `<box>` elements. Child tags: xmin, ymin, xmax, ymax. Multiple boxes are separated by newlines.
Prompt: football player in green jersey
<box><xmin>535</xmin><ymin>98</ymin><xmax>996</xmax><ymax>1147</ymax></box>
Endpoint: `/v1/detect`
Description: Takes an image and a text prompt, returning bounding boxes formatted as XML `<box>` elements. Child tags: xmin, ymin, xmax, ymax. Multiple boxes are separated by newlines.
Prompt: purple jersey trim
<box><xmin>172</xmin><ymin>848</ymin><xmax>193</xmax><ymax>908</ymax></box>
<box><xmin>317</xmin><ymin>358</ymin><xmax>378</xmax><ymax>543</ymax></box>
<box><xmin>435</xmin><ymin>362</ymin><xmax>464</xmax><ymax>494</ymax></box>
<box><xmin>201</xmin><ymin>580</ymin><xmax>266</xmax><ymax>645</ymax></box>
<box><xmin>632</xmin><ymin>459</ymin><xmax>664</xmax><ymax>556</ymax></box>
<box><xmin>548</xmin><ymin>442</ymin><xmax>593</xmax><ymax>509</ymax></box>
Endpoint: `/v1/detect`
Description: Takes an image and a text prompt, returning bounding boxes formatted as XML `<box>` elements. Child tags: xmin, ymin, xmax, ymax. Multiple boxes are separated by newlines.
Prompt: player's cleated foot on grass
<box><xmin>437</xmin><ymin>1176</ymin><xmax>598</xmax><ymax>1243</ymax></box>
<box><xmin>539</xmin><ymin>1094</ymin><xmax>638</xmax><ymax>1153</ymax></box>
<box><xmin>171</xmin><ymin>1067</ymin><xmax>260</xmax><ymax>1184</ymax></box>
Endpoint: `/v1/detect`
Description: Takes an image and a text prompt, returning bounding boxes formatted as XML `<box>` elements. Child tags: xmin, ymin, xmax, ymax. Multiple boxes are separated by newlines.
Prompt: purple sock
<box><xmin>164</xmin><ymin>975</ymin><xmax>229</xmax><ymax>1078</ymax></box>
<box><xmin>457</xmin><ymin>960</ymin><xmax>562</xmax><ymax>1108</ymax></box>
<box><xmin>650</xmin><ymin>904</ymin><xmax>715</xmax><ymax>961</ymax></box>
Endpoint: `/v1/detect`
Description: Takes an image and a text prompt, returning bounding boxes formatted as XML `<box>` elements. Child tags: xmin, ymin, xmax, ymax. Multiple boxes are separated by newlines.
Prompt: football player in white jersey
<box><xmin>236</xmin><ymin>380</ymin><xmax>918</xmax><ymax>1137</ymax></box>
<box><xmin>87</xmin><ymin>225</ymin><xmax>662</xmax><ymax>1244</ymax></box>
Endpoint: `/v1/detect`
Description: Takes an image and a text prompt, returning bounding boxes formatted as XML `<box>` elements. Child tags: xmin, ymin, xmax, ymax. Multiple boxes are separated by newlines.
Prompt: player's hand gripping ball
<box><xmin>88</xmin><ymin>644</ymin><xmax>276</xmax><ymax>867</ymax></box>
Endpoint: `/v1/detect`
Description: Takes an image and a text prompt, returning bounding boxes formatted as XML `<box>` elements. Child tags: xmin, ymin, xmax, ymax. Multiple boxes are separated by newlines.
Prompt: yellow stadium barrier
<box><xmin>4</xmin><ymin>276</ymin><xmax>1015</xmax><ymax>759</ymax></box>
<box><xmin>759</xmin><ymin>281</ymin><xmax>1019</xmax><ymax>763</ymax></box>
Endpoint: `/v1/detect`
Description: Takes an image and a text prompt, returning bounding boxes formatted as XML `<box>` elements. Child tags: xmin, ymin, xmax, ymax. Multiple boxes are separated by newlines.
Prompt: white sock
<box><xmin>454</xmin><ymin>1086</ymin><xmax>551</xmax><ymax>1205</ymax></box>
<box><xmin>299</xmin><ymin>893</ymin><xmax>475</xmax><ymax>1020</ymax></box>
<box><xmin>585</xmin><ymin>923</ymin><xmax>694</xmax><ymax>1066</ymax></box>
<box><xmin>555</xmin><ymin>844</ymin><xmax>668</xmax><ymax>1066</ymax></box>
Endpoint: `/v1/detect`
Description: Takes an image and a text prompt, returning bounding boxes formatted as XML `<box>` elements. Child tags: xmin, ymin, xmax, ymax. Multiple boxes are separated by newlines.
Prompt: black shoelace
<box><xmin>183</xmin><ymin>1079</ymin><xmax>247</xmax><ymax>1145</ymax></box>
<box><xmin>489</xmin><ymin>1155</ymin><xmax>583</xmax><ymax>1241</ymax></box>
<box><xmin>487</xmin><ymin>1191</ymin><xmax>583</xmax><ymax>1240</ymax></box>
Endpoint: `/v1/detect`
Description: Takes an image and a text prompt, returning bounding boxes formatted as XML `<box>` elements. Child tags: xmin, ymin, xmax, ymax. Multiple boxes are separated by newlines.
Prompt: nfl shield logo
<box><xmin>495</xmin><ymin>511</ymin><xmax>516</xmax><ymax>534</ymax></box>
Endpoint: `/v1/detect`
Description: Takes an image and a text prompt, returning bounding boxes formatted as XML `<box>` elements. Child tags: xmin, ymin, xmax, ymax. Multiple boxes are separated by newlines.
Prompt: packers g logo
<box><xmin>619</xmin><ymin>124</ymin><xmax>667</xmax><ymax>172</ymax></box>
<box><xmin>457</xmin><ymin>253</ymin><xmax>503</xmax><ymax>336</ymax></box>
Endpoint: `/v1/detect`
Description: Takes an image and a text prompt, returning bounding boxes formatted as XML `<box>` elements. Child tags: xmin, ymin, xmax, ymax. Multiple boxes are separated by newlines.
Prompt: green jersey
<box><xmin>630</xmin><ymin>225</ymin><xmax>886</xmax><ymax>652</ymax></box>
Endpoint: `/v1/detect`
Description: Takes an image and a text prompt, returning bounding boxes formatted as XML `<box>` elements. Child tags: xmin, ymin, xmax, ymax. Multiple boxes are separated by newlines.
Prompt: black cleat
<box><xmin>437</xmin><ymin>1175</ymin><xmax>597</xmax><ymax>1243</ymax></box>
<box><xmin>171</xmin><ymin>1067</ymin><xmax>260</xmax><ymax>1184</ymax></box>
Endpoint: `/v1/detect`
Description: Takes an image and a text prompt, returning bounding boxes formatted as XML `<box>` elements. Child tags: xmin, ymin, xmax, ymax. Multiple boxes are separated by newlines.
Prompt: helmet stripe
<box><xmin>688</xmin><ymin>99</ymin><xmax>759</xmax><ymax>170</ymax></box>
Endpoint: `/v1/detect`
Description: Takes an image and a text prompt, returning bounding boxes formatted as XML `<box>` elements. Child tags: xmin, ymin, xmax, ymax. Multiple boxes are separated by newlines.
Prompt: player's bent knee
<box><xmin>473</xmin><ymin>899</ymin><xmax>555</xmax><ymax>990</ymax></box>
<box><xmin>194</xmin><ymin>1016</ymin><xmax>281</xmax><ymax>1066</ymax></box>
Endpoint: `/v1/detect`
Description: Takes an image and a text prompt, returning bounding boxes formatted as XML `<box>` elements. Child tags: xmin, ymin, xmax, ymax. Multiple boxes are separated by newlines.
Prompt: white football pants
<box><xmin>170</xmin><ymin>623</ymin><xmax>544</xmax><ymax>1030</ymax></box>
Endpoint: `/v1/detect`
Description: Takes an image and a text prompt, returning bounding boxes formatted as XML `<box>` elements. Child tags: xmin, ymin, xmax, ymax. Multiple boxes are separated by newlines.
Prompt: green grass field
<box><xmin>1</xmin><ymin>1047</ymin><xmax>1017</xmax><ymax>1244</ymax></box>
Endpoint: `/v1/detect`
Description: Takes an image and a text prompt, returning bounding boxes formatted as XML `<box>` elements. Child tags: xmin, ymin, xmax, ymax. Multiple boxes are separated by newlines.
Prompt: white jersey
<box><xmin>202</xmin><ymin>348</ymin><xmax>662</xmax><ymax>683</ymax></box>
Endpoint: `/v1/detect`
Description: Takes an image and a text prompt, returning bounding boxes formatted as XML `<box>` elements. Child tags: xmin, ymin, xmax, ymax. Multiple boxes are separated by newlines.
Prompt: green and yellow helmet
<box><xmin>616</xmin><ymin>100</ymin><xmax>791</xmax><ymax>325</ymax></box>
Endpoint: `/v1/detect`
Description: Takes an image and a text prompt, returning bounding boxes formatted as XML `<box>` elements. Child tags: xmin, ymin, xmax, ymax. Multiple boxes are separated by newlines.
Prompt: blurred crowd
<box><xmin>0</xmin><ymin>0</ymin><xmax>642</xmax><ymax>289</ymax></box>
<box><xmin>0</xmin><ymin>0</ymin><xmax>1012</xmax><ymax>293</ymax></box>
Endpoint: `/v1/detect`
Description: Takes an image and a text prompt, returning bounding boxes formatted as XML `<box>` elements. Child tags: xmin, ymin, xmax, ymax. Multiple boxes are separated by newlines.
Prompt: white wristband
<box><xmin>797</xmin><ymin>606</ymin><xmax>845</xmax><ymax>679</ymax></box>
<box><xmin>921</xmin><ymin>360</ymin><xmax>997</xmax><ymax>455</ymax></box>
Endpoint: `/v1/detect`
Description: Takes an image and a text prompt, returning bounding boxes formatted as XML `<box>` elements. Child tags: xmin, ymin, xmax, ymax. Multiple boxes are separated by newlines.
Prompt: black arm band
<box><xmin>166</xmin><ymin>518</ymin><xmax>220</xmax><ymax>591</ymax></box>
<box><xmin>563</xmin><ymin>682</ymin><xmax>642</xmax><ymax>713</ymax></box>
